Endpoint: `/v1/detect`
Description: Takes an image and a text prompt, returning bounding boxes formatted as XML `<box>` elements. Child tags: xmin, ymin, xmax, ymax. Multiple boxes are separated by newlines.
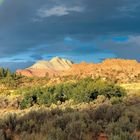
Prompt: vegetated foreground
<box><xmin>0</xmin><ymin>68</ymin><xmax>140</xmax><ymax>140</ymax></box>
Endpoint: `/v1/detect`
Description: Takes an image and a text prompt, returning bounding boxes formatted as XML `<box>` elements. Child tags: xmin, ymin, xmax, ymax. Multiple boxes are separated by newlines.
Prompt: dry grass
<box><xmin>121</xmin><ymin>83</ymin><xmax>140</xmax><ymax>90</ymax></box>
<box><xmin>120</xmin><ymin>83</ymin><xmax>140</xmax><ymax>97</ymax></box>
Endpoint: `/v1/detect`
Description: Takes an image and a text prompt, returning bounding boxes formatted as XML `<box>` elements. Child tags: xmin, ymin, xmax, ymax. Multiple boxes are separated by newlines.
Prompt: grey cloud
<box><xmin>0</xmin><ymin>0</ymin><xmax>140</xmax><ymax>69</ymax></box>
<box><xmin>30</xmin><ymin>54</ymin><xmax>43</xmax><ymax>60</ymax></box>
<box><xmin>0</xmin><ymin>61</ymin><xmax>34</xmax><ymax>71</ymax></box>
<box><xmin>95</xmin><ymin>35</ymin><xmax>140</xmax><ymax>61</ymax></box>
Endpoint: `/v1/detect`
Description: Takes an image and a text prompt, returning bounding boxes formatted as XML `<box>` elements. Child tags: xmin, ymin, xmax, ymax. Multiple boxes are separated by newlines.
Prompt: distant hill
<box><xmin>29</xmin><ymin>57</ymin><xmax>73</xmax><ymax>70</ymax></box>
<box><xmin>16</xmin><ymin>57</ymin><xmax>140</xmax><ymax>83</ymax></box>
<box><xmin>16</xmin><ymin>57</ymin><xmax>73</xmax><ymax>77</ymax></box>
<box><xmin>64</xmin><ymin>59</ymin><xmax>140</xmax><ymax>83</ymax></box>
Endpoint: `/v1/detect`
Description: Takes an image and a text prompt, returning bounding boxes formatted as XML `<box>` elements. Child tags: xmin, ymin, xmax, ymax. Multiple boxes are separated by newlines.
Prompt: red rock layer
<box><xmin>17</xmin><ymin>59</ymin><xmax>140</xmax><ymax>83</ymax></box>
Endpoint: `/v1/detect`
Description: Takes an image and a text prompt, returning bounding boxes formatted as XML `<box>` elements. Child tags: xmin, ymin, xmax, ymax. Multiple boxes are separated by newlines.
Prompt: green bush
<box><xmin>20</xmin><ymin>78</ymin><xmax>126</xmax><ymax>108</ymax></box>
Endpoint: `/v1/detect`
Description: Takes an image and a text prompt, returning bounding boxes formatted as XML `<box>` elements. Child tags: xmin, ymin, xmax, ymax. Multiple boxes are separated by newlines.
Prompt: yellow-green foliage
<box><xmin>0</xmin><ymin>76</ymin><xmax>139</xmax><ymax>140</ymax></box>
<box><xmin>19</xmin><ymin>78</ymin><xmax>126</xmax><ymax>109</ymax></box>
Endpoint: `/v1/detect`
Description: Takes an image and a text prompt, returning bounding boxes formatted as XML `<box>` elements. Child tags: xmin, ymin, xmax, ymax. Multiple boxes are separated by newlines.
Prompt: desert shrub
<box><xmin>0</xmin><ymin>77</ymin><xmax>18</xmax><ymax>88</ymax></box>
<box><xmin>66</xmin><ymin>120</ymin><xmax>87</xmax><ymax>140</ymax></box>
<box><xmin>0</xmin><ymin>114</ymin><xmax>17</xmax><ymax>140</ymax></box>
<box><xmin>0</xmin><ymin>130</ymin><xmax>5</xmax><ymax>140</ymax></box>
<box><xmin>106</xmin><ymin>116</ymin><xmax>137</xmax><ymax>139</ymax></box>
<box><xmin>51</xmin><ymin>78</ymin><xmax>126</xmax><ymax>103</ymax></box>
<box><xmin>2</xmin><ymin>114</ymin><xmax>17</xmax><ymax>131</ymax></box>
<box><xmin>110</xmin><ymin>97</ymin><xmax>123</xmax><ymax>104</ymax></box>
<box><xmin>91</xmin><ymin>79</ymin><xmax>126</xmax><ymax>99</ymax></box>
<box><xmin>0</xmin><ymin>100</ymin><xmax>139</xmax><ymax>140</ymax></box>
<box><xmin>137</xmin><ymin>119</ymin><xmax>140</xmax><ymax>130</ymax></box>
<box><xmin>20</xmin><ymin>87</ymin><xmax>46</xmax><ymax>109</ymax></box>
<box><xmin>19</xmin><ymin>78</ymin><xmax>126</xmax><ymax>109</ymax></box>
<box><xmin>20</xmin><ymin>95</ymin><xmax>32</xmax><ymax>109</ymax></box>
<box><xmin>53</xmin><ymin>114</ymin><xmax>72</xmax><ymax>131</ymax></box>
<box><xmin>93</xmin><ymin>104</ymin><xmax>109</xmax><ymax>121</ymax></box>
<box><xmin>109</xmin><ymin>131</ymin><xmax>138</xmax><ymax>140</ymax></box>
<box><xmin>20</xmin><ymin>132</ymin><xmax>47</xmax><ymax>140</ymax></box>
<box><xmin>105</xmin><ymin>104</ymin><xmax>125</xmax><ymax>122</ymax></box>
<box><xmin>47</xmin><ymin>127</ymin><xmax>67</xmax><ymax>140</ymax></box>
<box><xmin>87</xmin><ymin>121</ymin><xmax>102</xmax><ymax>138</ymax></box>
<box><xmin>50</xmin><ymin>78</ymin><xmax>126</xmax><ymax>103</ymax></box>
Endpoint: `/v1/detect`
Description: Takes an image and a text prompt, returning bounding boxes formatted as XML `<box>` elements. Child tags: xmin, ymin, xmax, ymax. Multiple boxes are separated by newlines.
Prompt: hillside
<box><xmin>16</xmin><ymin>57</ymin><xmax>73</xmax><ymax>77</ymax></box>
<box><xmin>17</xmin><ymin>57</ymin><xmax>140</xmax><ymax>83</ymax></box>
<box><xmin>0</xmin><ymin>77</ymin><xmax>140</xmax><ymax>140</ymax></box>
<box><xmin>64</xmin><ymin>59</ymin><xmax>140</xmax><ymax>83</ymax></box>
<box><xmin>0</xmin><ymin>67</ymin><xmax>140</xmax><ymax>140</ymax></box>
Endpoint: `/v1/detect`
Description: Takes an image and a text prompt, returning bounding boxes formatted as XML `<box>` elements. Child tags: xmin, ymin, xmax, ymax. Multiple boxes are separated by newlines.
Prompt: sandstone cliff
<box><xmin>17</xmin><ymin>58</ymin><xmax>140</xmax><ymax>83</ymax></box>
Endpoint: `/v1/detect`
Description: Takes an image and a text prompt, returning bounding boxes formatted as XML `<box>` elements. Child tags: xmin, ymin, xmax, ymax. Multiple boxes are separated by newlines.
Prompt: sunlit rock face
<box><xmin>16</xmin><ymin>57</ymin><xmax>73</xmax><ymax>77</ymax></box>
<box><xmin>17</xmin><ymin>57</ymin><xmax>140</xmax><ymax>83</ymax></box>
<box><xmin>30</xmin><ymin>57</ymin><xmax>73</xmax><ymax>71</ymax></box>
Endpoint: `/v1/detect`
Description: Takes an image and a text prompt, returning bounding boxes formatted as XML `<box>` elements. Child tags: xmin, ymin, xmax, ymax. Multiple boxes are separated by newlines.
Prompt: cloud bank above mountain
<box><xmin>0</xmin><ymin>0</ymin><xmax>140</xmax><ymax>70</ymax></box>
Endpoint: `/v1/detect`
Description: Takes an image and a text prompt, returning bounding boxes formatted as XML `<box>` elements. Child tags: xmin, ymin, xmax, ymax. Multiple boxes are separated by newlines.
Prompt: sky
<box><xmin>0</xmin><ymin>0</ymin><xmax>140</xmax><ymax>71</ymax></box>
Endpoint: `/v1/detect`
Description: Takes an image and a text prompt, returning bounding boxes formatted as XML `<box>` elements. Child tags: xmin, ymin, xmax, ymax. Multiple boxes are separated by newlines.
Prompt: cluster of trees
<box><xmin>0</xmin><ymin>68</ymin><xmax>23</xmax><ymax>88</ymax></box>
<box><xmin>0</xmin><ymin>68</ymin><xmax>15</xmax><ymax>78</ymax></box>
<box><xmin>20</xmin><ymin>78</ymin><xmax>126</xmax><ymax>109</ymax></box>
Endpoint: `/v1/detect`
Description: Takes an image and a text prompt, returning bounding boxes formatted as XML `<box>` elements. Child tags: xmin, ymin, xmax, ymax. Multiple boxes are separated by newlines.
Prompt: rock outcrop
<box><xmin>63</xmin><ymin>59</ymin><xmax>140</xmax><ymax>83</ymax></box>
<box><xmin>17</xmin><ymin>57</ymin><xmax>140</xmax><ymax>83</ymax></box>
<box><xmin>30</xmin><ymin>57</ymin><xmax>73</xmax><ymax>70</ymax></box>
<box><xmin>16</xmin><ymin>57</ymin><xmax>73</xmax><ymax>77</ymax></box>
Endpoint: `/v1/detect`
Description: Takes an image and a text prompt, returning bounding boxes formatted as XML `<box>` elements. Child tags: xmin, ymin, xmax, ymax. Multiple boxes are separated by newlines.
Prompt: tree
<box><xmin>5</xmin><ymin>68</ymin><xmax>12</xmax><ymax>77</ymax></box>
<box><xmin>0</xmin><ymin>68</ymin><xmax>5</xmax><ymax>77</ymax></box>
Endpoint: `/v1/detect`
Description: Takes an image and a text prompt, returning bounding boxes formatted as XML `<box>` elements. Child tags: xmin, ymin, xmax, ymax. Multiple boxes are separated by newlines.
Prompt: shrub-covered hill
<box><xmin>0</xmin><ymin>71</ymin><xmax>139</xmax><ymax>140</ymax></box>
<box><xmin>0</xmin><ymin>95</ymin><xmax>140</xmax><ymax>140</ymax></box>
<box><xmin>0</xmin><ymin>78</ymin><xmax>126</xmax><ymax>109</ymax></box>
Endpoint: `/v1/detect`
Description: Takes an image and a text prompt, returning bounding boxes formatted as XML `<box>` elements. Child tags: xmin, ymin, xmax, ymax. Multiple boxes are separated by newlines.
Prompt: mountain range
<box><xmin>16</xmin><ymin>57</ymin><xmax>140</xmax><ymax>83</ymax></box>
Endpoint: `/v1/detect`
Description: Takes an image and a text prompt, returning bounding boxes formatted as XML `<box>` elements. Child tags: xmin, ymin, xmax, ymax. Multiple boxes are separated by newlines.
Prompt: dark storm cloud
<box><xmin>0</xmin><ymin>61</ymin><xmax>34</xmax><ymax>71</ymax></box>
<box><xmin>0</xmin><ymin>0</ymin><xmax>140</xmax><ymax>70</ymax></box>
<box><xmin>31</xmin><ymin>54</ymin><xmax>43</xmax><ymax>60</ymax></box>
<box><xmin>96</xmin><ymin>36</ymin><xmax>140</xmax><ymax>61</ymax></box>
